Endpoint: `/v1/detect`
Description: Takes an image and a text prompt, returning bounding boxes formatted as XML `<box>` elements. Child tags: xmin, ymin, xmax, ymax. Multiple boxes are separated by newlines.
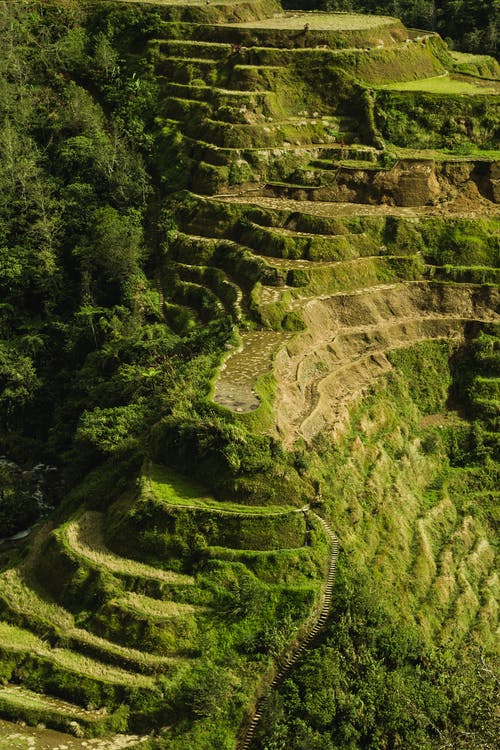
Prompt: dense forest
<box><xmin>0</xmin><ymin>1</ymin><xmax>498</xmax><ymax>749</ymax></box>
<box><xmin>0</xmin><ymin>0</ymin><xmax>200</xmax><ymax>535</ymax></box>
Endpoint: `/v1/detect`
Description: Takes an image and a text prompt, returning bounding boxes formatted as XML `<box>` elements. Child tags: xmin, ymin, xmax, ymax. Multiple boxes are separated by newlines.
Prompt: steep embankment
<box><xmin>271</xmin><ymin>281</ymin><xmax>499</xmax><ymax>445</ymax></box>
<box><xmin>237</xmin><ymin>512</ymin><xmax>339</xmax><ymax>750</ymax></box>
<box><xmin>249</xmin><ymin>353</ymin><xmax>499</xmax><ymax>747</ymax></box>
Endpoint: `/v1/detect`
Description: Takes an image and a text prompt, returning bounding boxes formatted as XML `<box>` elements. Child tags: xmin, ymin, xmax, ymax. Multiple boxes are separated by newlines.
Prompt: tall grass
<box><xmin>64</xmin><ymin>512</ymin><xmax>194</xmax><ymax>584</ymax></box>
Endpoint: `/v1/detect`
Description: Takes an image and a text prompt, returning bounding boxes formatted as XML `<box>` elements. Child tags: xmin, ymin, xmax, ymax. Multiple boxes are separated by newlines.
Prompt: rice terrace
<box><xmin>0</xmin><ymin>0</ymin><xmax>498</xmax><ymax>749</ymax></box>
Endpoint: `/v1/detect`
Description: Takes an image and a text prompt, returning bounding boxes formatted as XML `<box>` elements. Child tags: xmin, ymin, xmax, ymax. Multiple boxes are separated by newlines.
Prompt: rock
<box><xmin>68</xmin><ymin>720</ymin><xmax>84</xmax><ymax>738</ymax></box>
<box><xmin>374</xmin><ymin>160</ymin><xmax>441</xmax><ymax>206</ymax></box>
<box><xmin>489</xmin><ymin>161</ymin><xmax>500</xmax><ymax>203</ymax></box>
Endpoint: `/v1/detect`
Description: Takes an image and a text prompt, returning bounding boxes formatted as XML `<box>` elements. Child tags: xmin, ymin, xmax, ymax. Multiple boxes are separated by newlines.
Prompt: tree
<box><xmin>0</xmin><ymin>343</ymin><xmax>40</xmax><ymax>418</ymax></box>
<box><xmin>74</xmin><ymin>205</ymin><xmax>143</xmax><ymax>285</ymax></box>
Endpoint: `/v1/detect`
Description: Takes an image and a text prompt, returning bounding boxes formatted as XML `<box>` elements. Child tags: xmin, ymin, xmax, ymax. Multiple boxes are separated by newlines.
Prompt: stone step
<box><xmin>239</xmin><ymin>518</ymin><xmax>339</xmax><ymax>745</ymax></box>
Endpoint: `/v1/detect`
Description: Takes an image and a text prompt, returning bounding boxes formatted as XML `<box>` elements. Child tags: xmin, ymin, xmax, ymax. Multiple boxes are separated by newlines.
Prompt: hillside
<box><xmin>0</xmin><ymin>1</ymin><xmax>498</xmax><ymax>750</ymax></box>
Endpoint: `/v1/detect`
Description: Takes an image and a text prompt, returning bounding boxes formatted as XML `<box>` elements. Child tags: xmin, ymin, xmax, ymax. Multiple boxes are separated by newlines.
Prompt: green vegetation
<box><xmin>252</xmin><ymin>335</ymin><xmax>499</xmax><ymax>749</ymax></box>
<box><xmin>228</xmin><ymin>12</ymin><xmax>397</xmax><ymax>28</ymax></box>
<box><xmin>0</xmin><ymin>0</ymin><xmax>498</xmax><ymax>748</ymax></box>
<box><xmin>378</xmin><ymin>73</ymin><xmax>499</xmax><ymax>95</ymax></box>
<box><xmin>149</xmin><ymin>463</ymin><xmax>299</xmax><ymax>513</ymax></box>
<box><xmin>62</xmin><ymin>512</ymin><xmax>194</xmax><ymax>583</ymax></box>
<box><xmin>0</xmin><ymin>685</ymin><xmax>125</xmax><ymax>736</ymax></box>
<box><xmin>374</xmin><ymin>89</ymin><xmax>499</xmax><ymax>148</ymax></box>
<box><xmin>296</xmin><ymin>1</ymin><xmax>499</xmax><ymax>57</ymax></box>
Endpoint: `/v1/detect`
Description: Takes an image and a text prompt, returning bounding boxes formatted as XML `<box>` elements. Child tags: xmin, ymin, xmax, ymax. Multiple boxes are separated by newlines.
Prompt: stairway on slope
<box><xmin>2</xmin><ymin>1</ymin><xmax>498</xmax><ymax>743</ymax></box>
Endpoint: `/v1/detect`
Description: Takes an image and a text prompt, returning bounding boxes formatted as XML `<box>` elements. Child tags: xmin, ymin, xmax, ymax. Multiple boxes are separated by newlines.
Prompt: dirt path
<box><xmin>236</xmin><ymin>512</ymin><xmax>339</xmax><ymax>750</ymax></box>
<box><xmin>215</xmin><ymin>195</ymin><xmax>500</xmax><ymax>218</ymax></box>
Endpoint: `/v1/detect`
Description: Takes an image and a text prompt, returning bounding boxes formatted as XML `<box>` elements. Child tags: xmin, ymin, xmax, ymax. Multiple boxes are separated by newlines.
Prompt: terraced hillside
<box><xmin>0</xmin><ymin>458</ymin><xmax>330</xmax><ymax>743</ymax></box>
<box><xmin>151</xmin><ymin>2</ymin><xmax>499</xmax><ymax>745</ymax></box>
<box><xmin>0</xmin><ymin>1</ymin><xmax>498</xmax><ymax>749</ymax></box>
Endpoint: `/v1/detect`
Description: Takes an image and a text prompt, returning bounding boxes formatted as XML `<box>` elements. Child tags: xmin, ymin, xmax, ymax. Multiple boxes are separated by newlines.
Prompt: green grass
<box><xmin>451</xmin><ymin>51</ymin><xmax>492</xmax><ymax>64</ymax></box>
<box><xmin>63</xmin><ymin>512</ymin><xmax>194</xmax><ymax>584</ymax></box>
<box><xmin>0</xmin><ymin>621</ymin><xmax>155</xmax><ymax>687</ymax></box>
<box><xmin>0</xmin><ymin>621</ymin><xmax>39</xmax><ymax>650</ymax></box>
<box><xmin>0</xmin><ymin>568</ymin><xmax>74</xmax><ymax>631</ymax></box>
<box><xmin>0</xmin><ymin>568</ymin><xmax>184</xmax><ymax>673</ymax></box>
<box><xmin>0</xmin><ymin>685</ymin><xmax>99</xmax><ymax>719</ymax></box>
<box><xmin>205</xmin><ymin>544</ymin><xmax>326</xmax><ymax>584</ymax></box>
<box><xmin>116</xmin><ymin>592</ymin><xmax>202</xmax><ymax>620</ymax></box>
<box><xmin>450</xmin><ymin>50</ymin><xmax>500</xmax><ymax>79</ymax></box>
<box><xmin>333</xmin><ymin>159</ymin><xmax>382</xmax><ymax>169</ymax></box>
<box><xmin>148</xmin><ymin>463</ymin><xmax>299</xmax><ymax>514</ymax></box>
<box><xmin>388</xmin><ymin>145</ymin><xmax>500</xmax><ymax>161</ymax></box>
<box><xmin>317</xmin><ymin>338</ymin><xmax>499</xmax><ymax>652</ymax></box>
<box><xmin>378</xmin><ymin>73</ymin><xmax>499</xmax><ymax>94</ymax></box>
<box><xmin>426</xmin><ymin>265</ymin><xmax>500</xmax><ymax>285</ymax></box>
<box><xmin>68</xmin><ymin>629</ymin><xmax>185</xmax><ymax>672</ymax></box>
<box><xmin>227</xmin><ymin>13</ymin><xmax>398</xmax><ymax>30</ymax></box>
<box><xmin>120</xmin><ymin>0</ymin><xmax>260</xmax><ymax>4</ymax></box>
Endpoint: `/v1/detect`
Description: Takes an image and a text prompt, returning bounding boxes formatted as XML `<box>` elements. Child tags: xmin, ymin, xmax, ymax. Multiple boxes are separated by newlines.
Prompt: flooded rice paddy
<box><xmin>214</xmin><ymin>330</ymin><xmax>290</xmax><ymax>411</ymax></box>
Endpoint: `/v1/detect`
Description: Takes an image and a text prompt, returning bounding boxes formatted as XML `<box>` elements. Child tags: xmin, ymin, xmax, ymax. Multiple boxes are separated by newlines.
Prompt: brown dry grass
<box><xmin>227</xmin><ymin>12</ymin><xmax>397</xmax><ymax>30</ymax></box>
<box><xmin>65</xmin><ymin>512</ymin><xmax>194</xmax><ymax>585</ymax></box>
<box><xmin>269</xmin><ymin>282</ymin><xmax>499</xmax><ymax>447</ymax></box>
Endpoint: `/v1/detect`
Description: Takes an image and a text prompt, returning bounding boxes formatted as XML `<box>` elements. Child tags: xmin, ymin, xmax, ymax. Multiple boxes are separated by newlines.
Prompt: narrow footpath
<box><xmin>236</xmin><ymin>512</ymin><xmax>339</xmax><ymax>750</ymax></box>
